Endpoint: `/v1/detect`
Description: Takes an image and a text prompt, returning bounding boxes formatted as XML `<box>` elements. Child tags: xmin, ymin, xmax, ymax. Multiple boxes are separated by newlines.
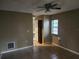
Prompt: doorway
<box><xmin>33</xmin><ymin>17</ymin><xmax>38</xmax><ymax>46</ymax></box>
<box><xmin>33</xmin><ymin>17</ymin><xmax>43</xmax><ymax>46</ymax></box>
<box><xmin>38</xmin><ymin>20</ymin><xmax>43</xmax><ymax>44</ymax></box>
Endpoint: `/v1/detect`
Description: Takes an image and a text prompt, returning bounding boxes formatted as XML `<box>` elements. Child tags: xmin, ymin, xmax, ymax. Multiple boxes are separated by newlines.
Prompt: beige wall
<box><xmin>51</xmin><ymin>9</ymin><xmax>79</xmax><ymax>52</ymax></box>
<box><xmin>43</xmin><ymin>17</ymin><xmax>50</xmax><ymax>43</ymax></box>
<box><xmin>0</xmin><ymin>11</ymin><xmax>33</xmax><ymax>52</ymax></box>
<box><xmin>33</xmin><ymin>17</ymin><xmax>38</xmax><ymax>41</ymax></box>
<box><xmin>42</xmin><ymin>16</ymin><xmax>52</xmax><ymax>44</ymax></box>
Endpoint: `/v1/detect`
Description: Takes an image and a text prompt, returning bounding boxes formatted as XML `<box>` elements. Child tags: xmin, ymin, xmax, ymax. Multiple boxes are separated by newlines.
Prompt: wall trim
<box><xmin>53</xmin><ymin>43</ymin><xmax>79</xmax><ymax>55</ymax></box>
<box><xmin>1</xmin><ymin>46</ymin><xmax>33</xmax><ymax>54</ymax></box>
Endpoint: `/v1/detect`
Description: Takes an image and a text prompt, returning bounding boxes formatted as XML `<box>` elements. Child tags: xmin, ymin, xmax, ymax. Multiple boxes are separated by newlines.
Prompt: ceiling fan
<box><xmin>37</xmin><ymin>1</ymin><xmax>61</xmax><ymax>12</ymax></box>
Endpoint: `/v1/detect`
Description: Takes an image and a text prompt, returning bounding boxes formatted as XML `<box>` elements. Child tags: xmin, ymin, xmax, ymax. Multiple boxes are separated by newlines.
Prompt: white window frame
<box><xmin>51</xmin><ymin>19</ymin><xmax>58</xmax><ymax>35</ymax></box>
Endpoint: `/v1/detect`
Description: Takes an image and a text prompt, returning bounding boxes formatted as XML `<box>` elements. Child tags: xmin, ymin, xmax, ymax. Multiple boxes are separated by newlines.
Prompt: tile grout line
<box><xmin>53</xmin><ymin>43</ymin><xmax>79</xmax><ymax>55</ymax></box>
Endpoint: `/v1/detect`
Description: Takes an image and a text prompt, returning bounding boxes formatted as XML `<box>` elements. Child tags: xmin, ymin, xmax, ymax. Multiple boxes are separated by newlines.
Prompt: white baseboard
<box><xmin>1</xmin><ymin>46</ymin><xmax>33</xmax><ymax>54</ymax></box>
<box><xmin>53</xmin><ymin>43</ymin><xmax>79</xmax><ymax>55</ymax></box>
<box><xmin>1</xmin><ymin>44</ymin><xmax>79</xmax><ymax>56</ymax></box>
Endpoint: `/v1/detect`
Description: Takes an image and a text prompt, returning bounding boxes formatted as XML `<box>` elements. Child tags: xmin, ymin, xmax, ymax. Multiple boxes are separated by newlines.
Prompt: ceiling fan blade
<box><xmin>51</xmin><ymin>7</ymin><xmax>61</xmax><ymax>9</ymax></box>
<box><xmin>55</xmin><ymin>8</ymin><xmax>61</xmax><ymax>9</ymax></box>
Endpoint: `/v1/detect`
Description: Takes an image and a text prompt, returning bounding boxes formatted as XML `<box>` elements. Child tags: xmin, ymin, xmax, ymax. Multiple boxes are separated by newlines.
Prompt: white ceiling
<box><xmin>0</xmin><ymin>0</ymin><xmax>79</xmax><ymax>16</ymax></box>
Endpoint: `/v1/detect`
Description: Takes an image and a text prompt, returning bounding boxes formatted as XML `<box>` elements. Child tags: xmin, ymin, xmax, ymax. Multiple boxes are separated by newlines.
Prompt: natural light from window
<box><xmin>51</xmin><ymin>19</ymin><xmax>58</xmax><ymax>35</ymax></box>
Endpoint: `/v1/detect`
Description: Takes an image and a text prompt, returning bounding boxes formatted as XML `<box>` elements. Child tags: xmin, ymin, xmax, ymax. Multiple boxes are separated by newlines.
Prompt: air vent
<box><xmin>8</xmin><ymin>42</ymin><xmax>15</xmax><ymax>49</ymax></box>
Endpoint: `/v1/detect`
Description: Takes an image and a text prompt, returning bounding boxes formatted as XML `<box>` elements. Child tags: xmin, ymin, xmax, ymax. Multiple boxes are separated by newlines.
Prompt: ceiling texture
<box><xmin>0</xmin><ymin>0</ymin><xmax>79</xmax><ymax>16</ymax></box>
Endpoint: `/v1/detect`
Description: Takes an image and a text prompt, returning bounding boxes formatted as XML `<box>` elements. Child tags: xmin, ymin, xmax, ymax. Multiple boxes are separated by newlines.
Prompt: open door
<box><xmin>38</xmin><ymin>20</ymin><xmax>43</xmax><ymax>44</ymax></box>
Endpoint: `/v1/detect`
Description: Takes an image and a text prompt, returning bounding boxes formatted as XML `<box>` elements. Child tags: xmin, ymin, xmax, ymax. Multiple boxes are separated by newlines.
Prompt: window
<box><xmin>51</xmin><ymin>20</ymin><xmax>58</xmax><ymax>35</ymax></box>
<box><xmin>8</xmin><ymin>42</ymin><xmax>15</xmax><ymax>49</ymax></box>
